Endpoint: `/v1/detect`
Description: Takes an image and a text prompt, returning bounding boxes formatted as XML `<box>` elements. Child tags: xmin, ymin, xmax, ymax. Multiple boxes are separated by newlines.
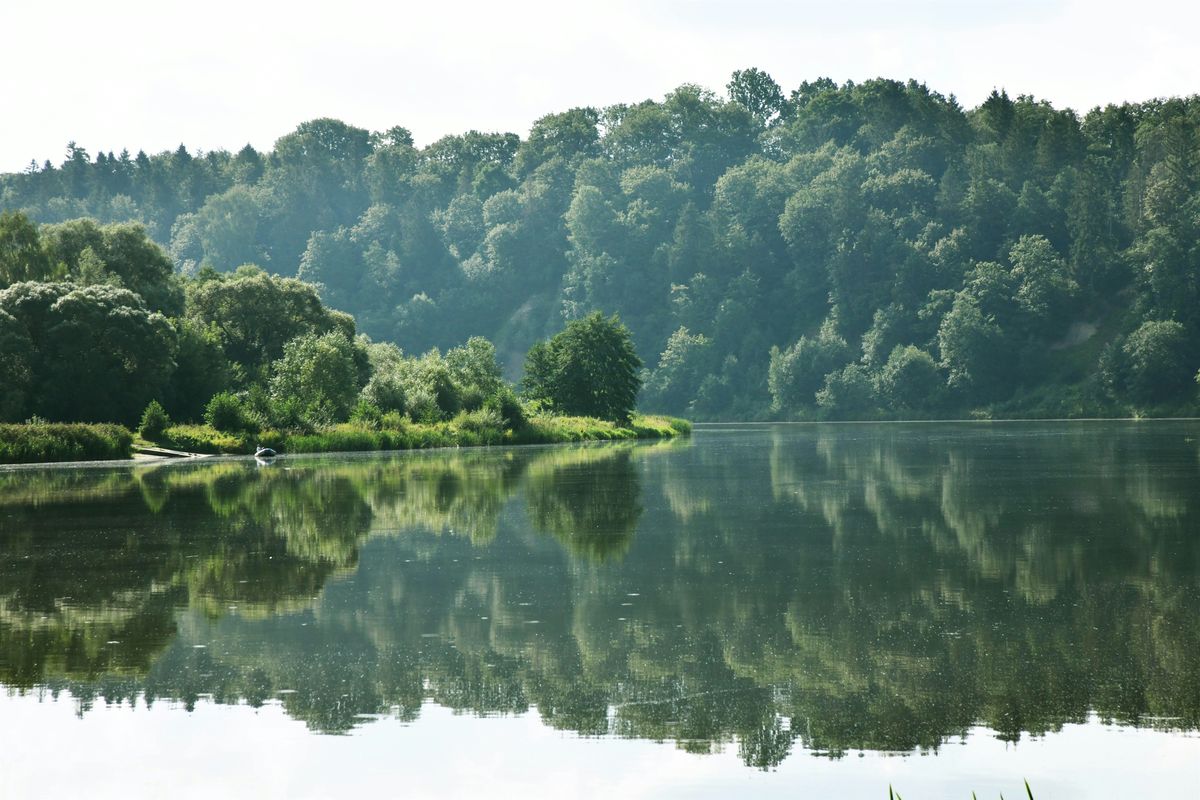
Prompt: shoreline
<box><xmin>694</xmin><ymin>416</ymin><xmax>1200</xmax><ymax>425</ymax></box>
<box><xmin>0</xmin><ymin>433</ymin><xmax>686</xmax><ymax>473</ymax></box>
<box><xmin>8</xmin><ymin>415</ymin><xmax>1198</xmax><ymax>469</ymax></box>
<box><xmin>0</xmin><ymin>414</ymin><xmax>691</xmax><ymax>468</ymax></box>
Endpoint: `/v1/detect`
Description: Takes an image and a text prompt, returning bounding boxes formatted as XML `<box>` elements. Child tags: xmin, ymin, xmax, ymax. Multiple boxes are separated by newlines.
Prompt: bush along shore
<box><xmin>162</xmin><ymin>413</ymin><xmax>688</xmax><ymax>456</ymax></box>
<box><xmin>0</xmin><ymin>414</ymin><xmax>688</xmax><ymax>465</ymax></box>
<box><xmin>0</xmin><ymin>423</ymin><xmax>133</xmax><ymax>464</ymax></box>
<box><xmin>0</xmin><ymin>233</ymin><xmax>691</xmax><ymax>464</ymax></box>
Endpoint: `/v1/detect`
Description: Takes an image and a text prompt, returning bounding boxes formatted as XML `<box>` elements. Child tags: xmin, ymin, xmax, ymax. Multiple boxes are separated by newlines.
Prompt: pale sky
<box><xmin>1</xmin><ymin>0</ymin><xmax>1197</xmax><ymax>173</ymax></box>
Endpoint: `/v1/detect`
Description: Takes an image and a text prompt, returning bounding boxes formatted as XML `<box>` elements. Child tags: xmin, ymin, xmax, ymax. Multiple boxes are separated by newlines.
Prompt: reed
<box><xmin>889</xmin><ymin>780</ymin><xmax>1034</xmax><ymax>800</ymax></box>
<box><xmin>0</xmin><ymin>423</ymin><xmax>133</xmax><ymax>464</ymax></box>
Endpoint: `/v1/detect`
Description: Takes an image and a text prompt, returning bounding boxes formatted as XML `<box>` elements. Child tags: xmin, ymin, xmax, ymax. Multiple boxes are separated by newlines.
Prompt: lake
<box><xmin>0</xmin><ymin>422</ymin><xmax>1197</xmax><ymax>798</ymax></box>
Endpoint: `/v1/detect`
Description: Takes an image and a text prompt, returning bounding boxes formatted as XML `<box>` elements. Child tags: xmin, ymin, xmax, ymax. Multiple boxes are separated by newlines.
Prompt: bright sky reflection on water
<box><xmin>0</xmin><ymin>695</ymin><xmax>1196</xmax><ymax>799</ymax></box>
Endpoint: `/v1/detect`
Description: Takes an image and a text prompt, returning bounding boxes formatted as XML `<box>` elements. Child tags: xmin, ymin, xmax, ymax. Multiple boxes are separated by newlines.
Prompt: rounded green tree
<box><xmin>876</xmin><ymin>345</ymin><xmax>944</xmax><ymax>413</ymax></box>
<box><xmin>269</xmin><ymin>331</ymin><xmax>365</xmax><ymax>426</ymax></box>
<box><xmin>522</xmin><ymin>312</ymin><xmax>642</xmax><ymax>423</ymax></box>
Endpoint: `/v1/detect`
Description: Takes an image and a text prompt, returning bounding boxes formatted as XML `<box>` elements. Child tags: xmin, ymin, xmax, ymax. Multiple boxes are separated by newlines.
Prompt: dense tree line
<box><xmin>0</xmin><ymin>213</ymin><xmax>644</xmax><ymax>430</ymax></box>
<box><xmin>3</xmin><ymin>73</ymin><xmax>1200</xmax><ymax>418</ymax></box>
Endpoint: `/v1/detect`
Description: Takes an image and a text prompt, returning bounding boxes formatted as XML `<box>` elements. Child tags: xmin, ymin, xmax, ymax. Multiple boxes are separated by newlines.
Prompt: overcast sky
<box><xmin>1</xmin><ymin>0</ymin><xmax>1197</xmax><ymax>173</ymax></box>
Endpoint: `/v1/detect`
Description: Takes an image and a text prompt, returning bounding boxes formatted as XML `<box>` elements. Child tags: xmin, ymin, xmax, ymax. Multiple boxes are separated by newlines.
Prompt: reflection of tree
<box><xmin>3</xmin><ymin>425</ymin><xmax>1200</xmax><ymax>769</ymax></box>
<box><xmin>356</xmin><ymin>451</ymin><xmax>529</xmax><ymax>543</ymax></box>
<box><xmin>0</xmin><ymin>459</ymin><xmax>376</xmax><ymax>687</ymax></box>
<box><xmin>0</xmin><ymin>444</ymin><xmax>656</xmax><ymax>696</ymax></box>
<box><xmin>525</xmin><ymin>447</ymin><xmax>643</xmax><ymax>561</ymax></box>
<box><xmin>0</xmin><ymin>483</ymin><xmax>187</xmax><ymax>687</ymax></box>
<box><xmin>749</xmin><ymin>422</ymin><xmax>1200</xmax><ymax>753</ymax></box>
<box><xmin>0</xmin><ymin>594</ymin><xmax>178</xmax><ymax>690</ymax></box>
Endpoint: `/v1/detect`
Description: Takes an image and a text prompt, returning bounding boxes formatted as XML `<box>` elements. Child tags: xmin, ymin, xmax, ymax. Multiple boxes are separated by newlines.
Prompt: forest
<box><xmin>2</xmin><ymin>70</ymin><xmax>1200</xmax><ymax>420</ymax></box>
<box><xmin>0</xmin><ymin>211</ymin><xmax>675</xmax><ymax>462</ymax></box>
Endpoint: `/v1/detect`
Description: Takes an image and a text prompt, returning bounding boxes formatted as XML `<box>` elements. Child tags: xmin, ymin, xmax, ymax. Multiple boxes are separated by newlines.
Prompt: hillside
<box><xmin>3</xmin><ymin>71</ymin><xmax>1199</xmax><ymax>419</ymax></box>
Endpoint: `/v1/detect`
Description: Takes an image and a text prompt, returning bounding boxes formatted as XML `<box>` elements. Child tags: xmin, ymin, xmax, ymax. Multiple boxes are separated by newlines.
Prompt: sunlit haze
<box><xmin>1</xmin><ymin>0</ymin><xmax>1197</xmax><ymax>172</ymax></box>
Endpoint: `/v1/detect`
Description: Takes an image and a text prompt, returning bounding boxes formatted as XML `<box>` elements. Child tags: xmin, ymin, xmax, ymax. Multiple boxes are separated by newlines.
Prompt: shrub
<box><xmin>407</xmin><ymin>386</ymin><xmax>442</xmax><ymax>424</ymax></box>
<box><xmin>282</xmin><ymin>423</ymin><xmax>455</xmax><ymax>454</ymax></box>
<box><xmin>485</xmin><ymin>386</ymin><xmax>527</xmax><ymax>430</ymax></box>
<box><xmin>267</xmin><ymin>395</ymin><xmax>311</xmax><ymax>432</ymax></box>
<box><xmin>349</xmin><ymin>399</ymin><xmax>383</xmax><ymax>427</ymax></box>
<box><xmin>876</xmin><ymin>345</ymin><xmax>944</xmax><ymax>412</ymax></box>
<box><xmin>361</xmin><ymin>371</ymin><xmax>407</xmax><ymax>414</ymax></box>
<box><xmin>512</xmin><ymin>413</ymin><xmax>688</xmax><ymax>445</ymax></box>
<box><xmin>425</xmin><ymin>362</ymin><xmax>463</xmax><ymax>417</ymax></box>
<box><xmin>138</xmin><ymin>400</ymin><xmax>171</xmax><ymax>440</ymax></box>
<box><xmin>0</xmin><ymin>423</ymin><xmax>133</xmax><ymax>464</ymax></box>
<box><xmin>1121</xmin><ymin>320</ymin><xmax>1194</xmax><ymax>404</ymax></box>
<box><xmin>460</xmin><ymin>385</ymin><xmax>487</xmax><ymax>412</ymax></box>
<box><xmin>665</xmin><ymin>416</ymin><xmax>692</xmax><ymax>434</ymax></box>
<box><xmin>159</xmin><ymin>424</ymin><xmax>247</xmax><ymax>454</ymax></box>
<box><xmin>204</xmin><ymin>392</ymin><xmax>256</xmax><ymax>434</ymax></box>
<box><xmin>269</xmin><ymin>331</ymin><xmax>363</xmax><ymax>424</ymax></box>
<box><xmin>446</xmin><ymin>336</ymin><xmax>503</xmax><ymax>397</ymax></box>
<box><xmin>816</xmin><ymin>364</ymin><xmax>876</xmax><ymax>416</ymax></box>
<box><xmin>453</xmin><ymin>407</ymin><xmax>504</xmax><ymax>445</ymax></box>
<box><xmin>627</xmin><ymin>414</ymin><xmax>690</xmax><ymax>438</ymax></box>
<box><xmin>379</xmin><ymin>410</ymin><xmax>407</xmax><ymax>429</ymax></box>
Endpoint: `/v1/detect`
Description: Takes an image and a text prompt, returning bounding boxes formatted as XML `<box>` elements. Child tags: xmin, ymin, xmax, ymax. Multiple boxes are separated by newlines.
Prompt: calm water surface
<box><xmin>1</xmin><ymin>422</ymin><xmax>1198</xmax><ymax>798</ymax></box>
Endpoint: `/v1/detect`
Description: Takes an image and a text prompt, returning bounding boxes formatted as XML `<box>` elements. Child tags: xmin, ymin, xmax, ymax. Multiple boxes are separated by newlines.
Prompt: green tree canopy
<box><xmin>38</xmin><ymin>284</ymin><xmax>175</xmax><ymax>424</ymax></box>
<box><xmin>5</xmin><ymin>75</ymin><xmax>1200</xmax><ymax>420</ymax></box>
<box><xmin>40</xmin><ymin>219</ymin><xmax>183</xmax><ymax>315</ymax></box>
<box><xmin>768</xmin><ymin>323</ymin><xmax>850</xmax><ymax>412</ymax></box>
<box><xmin>876</xmin><ymin>345</ymin><xmax>943</xmax><ymax>413</ymax></box>
<box><xmin>1119</xmin><ymin>320</ymin><xmax>1196</xmax><ymax>404</ymax></box>
<box><xmin>0</xmin><ymin>212</ymin><xmax>57</xmax><ymax>287</ymax></box>
<box><xmin>522</xmin><ymin>312</ymin><xmax>642</xmax><ymax>422</ymax></box>
<box><xmin>0</xmin><ymin>308</ymin><xmax>34</xmax><ymax>421</ymax></box>
<box><xmin>186</xmin><ymin>265</ymin><xmax>351</xmax><ymax>376</ymax></box>
<box><xmin>269</xmin><ymin>331</ymin><xmax>366</xmax><ymax>426</ymax></box>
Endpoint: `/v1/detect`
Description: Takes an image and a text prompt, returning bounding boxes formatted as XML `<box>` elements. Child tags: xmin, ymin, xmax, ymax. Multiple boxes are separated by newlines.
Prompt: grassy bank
<box><xmin>1</xmin><ymin>413</ymin><xmax>689</xmax><ymax>464</ymax></box>
<box><xmin>156</xmin><ymin>424</ymin><xmax>284</xmax><ymax>455</ymax></box>
<box><xmin>156</xmin><ymin>413</ymin><xmax>690</xmax><ymax>456</ymax></box>
<box><xmin>0</xmin><ymin>423</ymin><xmax>133</xmax><ymax>464</ymax></box>
<box><xmin>512</xmin><ymin>413</ymin><xmax>691</xmax><ymax>444</ymax></box>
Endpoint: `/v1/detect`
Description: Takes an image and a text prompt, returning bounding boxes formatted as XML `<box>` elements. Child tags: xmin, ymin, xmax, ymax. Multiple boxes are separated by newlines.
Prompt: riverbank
<box><xmin>735</xmin><ymin>391</ymin><xmax>1200</xmax><ymax>424</ymax></box>
<box><xmin>0</xmin><ymin>415</ymin><xmax>691</xmax><ymax>465</ymax></box>
<box><xmin>0</xmin><ymin>423</ymin><xmax>134</xmax><ymax>464</ymax></box>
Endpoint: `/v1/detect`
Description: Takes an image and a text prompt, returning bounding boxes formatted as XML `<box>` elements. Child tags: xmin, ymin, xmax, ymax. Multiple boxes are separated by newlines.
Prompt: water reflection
<box><xmin>1</xmin><ymin>424</ymin><xmax>1197</xmax><ymax>769</ymax></box>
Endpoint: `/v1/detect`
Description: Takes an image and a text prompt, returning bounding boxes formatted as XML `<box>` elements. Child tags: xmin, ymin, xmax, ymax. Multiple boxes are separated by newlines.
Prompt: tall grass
<box><xmin>155</xmin><ymin>424</ymin><xmax>286</xmax><ymax>455</ymax></box>
<box><xmin>0</xmin><ymin>423</ymin><xmax>133</xmax><ymax>464</ymax></box>
<box><xmin>281</xmin><ymin>414</ymin><xmax>687</xmax><ymax>454</ymax></box>
<box><xmin>137</xmin><ymin>412</ymin><xmax>690</xmax><ymax>458</ymax></box>
<box><xmin>285</xmin><ymin>424</ymin><xmax>457</xmax><ymax>453</ymax></box>
<box><xmin>0</xmin><ymin>411</ymin><xmax>689</xmax><ymax>463</ymax></box>
<box><xmin>510</xmin><ymin>413</ymin><xmax>690</xmax><ymax>445</ymax></box>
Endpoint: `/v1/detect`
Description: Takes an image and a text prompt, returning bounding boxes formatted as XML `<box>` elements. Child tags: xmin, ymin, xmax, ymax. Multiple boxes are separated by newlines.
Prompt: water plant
<box><xmin>889</xmin><ymin>780</ymin><xmax>1034</xmax><ymax>800</ymax></box>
